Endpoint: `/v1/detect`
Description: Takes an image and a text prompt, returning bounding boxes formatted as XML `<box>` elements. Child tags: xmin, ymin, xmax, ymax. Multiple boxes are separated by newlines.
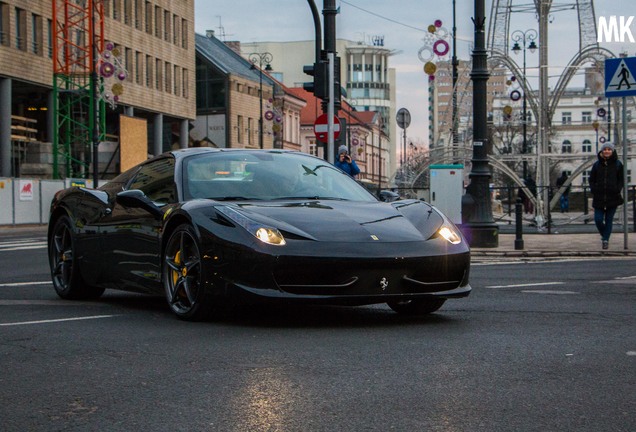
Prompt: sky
<box><xmin>194</xmin><ymin>0</ymin><xmax>635</xmax><ymax>145</ymax></box>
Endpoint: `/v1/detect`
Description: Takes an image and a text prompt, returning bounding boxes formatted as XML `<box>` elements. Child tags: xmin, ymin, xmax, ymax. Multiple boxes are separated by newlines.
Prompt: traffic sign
<box><xmin>313</xmin><ymin>113</ymin><xmax>340</xmax><ymax>143</ymax></box>
<box><xmin>396</xmin><ymin>108</ymin><xmax>411</xmax><ymax>129</ymax></box>
<box><xmin>605</xmin><ymin>57</ymin><xmax>636</xmax><ymax>98</ymax></box>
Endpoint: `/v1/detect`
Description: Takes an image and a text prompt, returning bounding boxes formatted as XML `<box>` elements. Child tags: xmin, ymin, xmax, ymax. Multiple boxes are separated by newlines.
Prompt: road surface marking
<box><xmin>486</xmin><ymin>282</ymin><xmax>564</xmax><ymax>289</ymax></box>
<box><xmin>0</xmin><ymin>281</ymin><xmax>51</xmax><ymax>287</ymax></box>
<box><xmin>0</xmin><ymin>315</ymin><xmax>117</xmax><ymax>327</ymax></box>
<box><xmin>521</xmin><ymin>290</ymin><xmax>579</xmax><ymax>295</ymax></box>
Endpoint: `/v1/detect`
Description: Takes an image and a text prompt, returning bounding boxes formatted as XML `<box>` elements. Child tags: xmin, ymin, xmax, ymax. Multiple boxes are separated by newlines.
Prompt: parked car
<box><xmin>357</xmin><ymin>179</ymin><xmax>400</xmax><ymax>202</ymax></box>
<box><xmin>48</xmin><ymin>148</ymin><xmax>471</xmax><ymax>321</ymax></box>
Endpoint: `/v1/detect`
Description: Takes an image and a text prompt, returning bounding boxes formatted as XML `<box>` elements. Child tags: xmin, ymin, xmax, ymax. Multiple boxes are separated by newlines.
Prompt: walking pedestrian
<box><xmin>589</xmin><ymin>142</ymin><xmax>624</xmax><ymax>249</ymax></box>
<box><xmin>556</xmin><ymin>171</ymin><xmax>570</xmax><ymax>213</ymax></box>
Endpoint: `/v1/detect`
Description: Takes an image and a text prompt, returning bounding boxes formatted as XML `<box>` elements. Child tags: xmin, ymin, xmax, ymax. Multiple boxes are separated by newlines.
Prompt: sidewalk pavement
<box><xmin>472</xmin><ymin>231</ymin><xmax>636</xmax><ymax>258</ymax></box>
<box><xmin>1</xmin><ymin>223</ymin><xmax>635</xmax><ymax>258</ymax></box>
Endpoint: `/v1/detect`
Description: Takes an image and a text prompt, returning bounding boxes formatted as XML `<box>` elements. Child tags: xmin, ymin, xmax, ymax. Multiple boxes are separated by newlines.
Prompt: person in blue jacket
<box><xmin>334</xmin><ymin>145</ymin><xmax>360</xmax><ymax>177</ymax></box>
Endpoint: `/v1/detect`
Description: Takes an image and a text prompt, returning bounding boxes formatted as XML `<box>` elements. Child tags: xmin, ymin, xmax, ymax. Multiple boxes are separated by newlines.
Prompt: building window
<box><xmin>164</xmin><ymin>61</ymin><xmax>171</xmax><ymax>93</ymax></box>
<box><xmin>134</xmin><ymin>0</ymin><xmax>142</xmax><ymax>29</ymax></box>
<box><xmin>47</xmin><ymin>19</ymin><xmax>52</xmax><ymax>57</ymax></box>
<box><xmin>181</xmin><ymin>18</ymin><xmax>188</xmax><ymax>48</ymax></box>
<box><xmin>561</xmin><ymin>139</ymin><xmax>572</xmax><ymax>153</ymax></box>
<box><xmin>561</xmin><ymin>112</ymin><xmax>572</xmax><ymax>125</ymax></box>
<box><xmin>582</xmin><ymin>139</ymin><xmax>592</xmax><ymax>153</ymax></box>
<box><xmin>163</xmin><ymin>10</ymin><xmax>170</xmax><ymax>41</ymax></box>
<box><xmin>1</xmin><ymin>2</ymin><xmax>10</xmax><ymax>47</ymax></box>
<box><xmin>125</xmin><ymin>47</ymin><xmax>132</xmax><ymax>82</ymax></box>
<box><xmin>15</xmin><ymin>7</ymin><xmax>26</xmax><ymax>51</ymax></box>
<box><xmin>172</xmin><ymin>14</ymin><xmax>178</xmax><ymax>45</ymax></box>
<box><xmin>154</xmin><ymin>6</ymin><xmax>161</xmax><ymax>38</ymax></box>
<box><xmin>173</xmin><ymin>65</ymin><xmax>179</xmax><ymax>95</ymax></box>
<box><xmin>31</xmin><ymin>14</ymin><xmax>42</xmax><ymax>55</ymax></box>
<box><xmin>135</xmin><ymin>51</ymin><xmax>142</xmax><ymax>84</ymax></box>
<box><xmin>146</xmin><ymin>55</ymin><xmax>153</xmax><ymax>87</ymax></box>
<box><xmin>182</xmin><ymin>69</ymin><xmax>189</xmax><ymax>98</ymax></box>
<box><xmin>155</xmin><ymin>58</ymin><xmax>162</xmax><ymax>90</ymax></box>
<box><xmin>112</xmin><ymin>0</ymin><xmax>120</xmax><ymax>21</ymax></box>
<box><xmin>247</xmin><ymin>118</ymin><xmax>253</xmax><ymax>145</ymax></box>
<box><xmin>582</xmin><ymin>169</ymin><xmax>591</xmax><ymax>185</ymax></box>
<box><xmin>124</xmin><ymin>0</ymin><xmax>132</xmax><ymax>25</ymax></box>
<box><xmin>145</xmin><ymin>1</ymin><xmax>152</xmax><ymax>34</ymax></box>
<box><xmin>582</xmin><ymin>111</ymin><xmax>592</xmax><ymax>123</ymax></box>
<box><xmin>237</xmin><ymin>116</ymin><xmax>244</xmax><ymax>144</ymax></box>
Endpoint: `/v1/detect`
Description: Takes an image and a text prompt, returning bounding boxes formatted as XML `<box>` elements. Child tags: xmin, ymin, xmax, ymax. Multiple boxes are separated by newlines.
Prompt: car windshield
<box><xmin>183</xmin><ymin>151</ymin><xmax>377</xmax><ymax>202</ymax></box>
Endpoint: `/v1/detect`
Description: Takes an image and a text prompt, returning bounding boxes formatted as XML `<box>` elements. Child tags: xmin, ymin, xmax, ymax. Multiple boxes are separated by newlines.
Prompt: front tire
<box><xmin>49</xmin><ymin>215</ymin><xmax>105</xmax><ymax>300</ymax></box>
<box><xmin>387</xmin><ymin>298</ymin><xmax>446</xmax><ymax>315</ymax></box>
<box><xmin>163</xmin><ymin>224</ymin><xmax>215</xmax><ymax>321</ymax></box>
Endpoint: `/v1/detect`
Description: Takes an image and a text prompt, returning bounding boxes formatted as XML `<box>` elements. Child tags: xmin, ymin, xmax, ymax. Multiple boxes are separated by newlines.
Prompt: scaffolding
<box><xmin>52</xmin><ymin>0</ymin><xmax>105</xmax><ymax>179</ymax></box>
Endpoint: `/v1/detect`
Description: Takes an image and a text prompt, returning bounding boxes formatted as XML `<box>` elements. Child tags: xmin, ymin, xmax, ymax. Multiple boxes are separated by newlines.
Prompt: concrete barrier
<box><xmin>0</xmin><ymin>177</ymin><xmax>93</xmax><ymax>226</ymax></box>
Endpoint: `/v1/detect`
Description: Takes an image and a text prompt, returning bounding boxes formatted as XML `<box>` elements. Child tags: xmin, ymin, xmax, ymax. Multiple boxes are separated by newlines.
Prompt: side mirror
<box><xmin>116</xmin><ymin>189</ymin><xmax>163</xmax><ymax>219</ymax></box>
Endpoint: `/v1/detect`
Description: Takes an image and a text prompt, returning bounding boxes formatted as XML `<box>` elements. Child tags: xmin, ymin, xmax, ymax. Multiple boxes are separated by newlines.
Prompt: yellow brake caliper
<box><xmin>172</xmin><ymin>250</ymin><xmax>182</xmax><ymax>286</ymax></box>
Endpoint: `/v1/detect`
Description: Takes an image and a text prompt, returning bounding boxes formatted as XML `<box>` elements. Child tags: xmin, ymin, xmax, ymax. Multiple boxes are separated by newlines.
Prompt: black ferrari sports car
<box><xmin>48</xmin><ymin>148</ymin><xmax>471</xmax><ymax>321</ymax></box>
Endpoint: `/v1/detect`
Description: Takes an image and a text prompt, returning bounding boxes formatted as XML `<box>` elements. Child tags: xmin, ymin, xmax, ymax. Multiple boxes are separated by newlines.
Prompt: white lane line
<box><xmin>0</xmin><ymin>315</ymin><xmax>117</xmax><ymax>327</ymax></box>
<box><xmin>0</xmin><ymin>245</ymin><xmax>47</xmax><ymax>252</ymax></box>
<box><xmin>486</xmin><ymin>282</ymin><xmax>565</xmax><ymax>289</ymax></box>
<box><xmin>521</xmin><ymin>290</ymin><xmax>579</xmax><ymax>295</ymax></box>
<box><xmin>0</xmin><ymin>281</ymin><xmax>51</xmax><ymax>287</ymax></box>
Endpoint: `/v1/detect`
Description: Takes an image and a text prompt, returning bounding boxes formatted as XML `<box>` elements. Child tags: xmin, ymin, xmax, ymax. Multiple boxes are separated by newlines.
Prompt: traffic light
<box><xmin>332</xmin><ymin>55</ymin><xmax>341</xmax><ymax>110</ymax></box>
<box><xmin>303</xmin><ymin>61</ymin><xmax>327</xmax><ymax>99</ymax></box>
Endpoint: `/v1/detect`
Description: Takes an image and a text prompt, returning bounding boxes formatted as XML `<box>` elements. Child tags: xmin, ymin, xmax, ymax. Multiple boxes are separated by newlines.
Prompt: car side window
<box><xmin>128</xmin><ymin>157</ymin><xmax>177</xmax><ymax>204</ymax></box>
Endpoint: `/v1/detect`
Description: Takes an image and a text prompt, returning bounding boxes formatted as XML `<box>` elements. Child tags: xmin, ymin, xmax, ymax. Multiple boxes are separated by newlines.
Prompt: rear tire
<box><xmin>387</xmin><ymin>298</ymin><xmax>446</xmax><ymax>315</ymax></box>
<box><xmin>49</xmin><ymin>215</ymin><xmax>105</xmax><ymax>300</ymax></box>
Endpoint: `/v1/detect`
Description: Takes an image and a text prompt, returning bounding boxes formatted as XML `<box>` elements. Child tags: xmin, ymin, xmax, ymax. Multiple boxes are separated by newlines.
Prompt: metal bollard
<box><xmin>514</xmin><ymin>197</ymin><xmax>524</xmax><ymax>250</ymax></box>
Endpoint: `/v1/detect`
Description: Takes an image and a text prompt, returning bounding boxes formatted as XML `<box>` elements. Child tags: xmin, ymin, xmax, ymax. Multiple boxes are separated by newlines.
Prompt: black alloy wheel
<box><xmin>163</xmin><ymin>224</ymin><xmax>212</xmax><ymax>321</ymax></box>
<box><xmin>49</xmin><ymin>216</ymin><xmax>104</xmax><ymax>299</ymax></box>
<box><xmin>387</xmin><ymin>298</ymin><xmax>446</xmax><ymax>315</ymax></box>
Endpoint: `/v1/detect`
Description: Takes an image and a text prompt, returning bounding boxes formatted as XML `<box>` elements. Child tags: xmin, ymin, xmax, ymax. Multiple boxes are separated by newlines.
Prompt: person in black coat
<box><xmin>589</xmin><ymin>142</ymin><xmax>624</xmax><ymax>249</ymax></box>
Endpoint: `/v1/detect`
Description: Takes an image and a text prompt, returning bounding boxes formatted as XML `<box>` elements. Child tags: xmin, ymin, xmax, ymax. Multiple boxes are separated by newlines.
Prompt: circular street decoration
<box><xmin>100</xmin><ymin>62</ymin><xmax>115</xmax><ymax>78</ymax></box>
<box><xmin>264</xmin><ymin>110</ymin><xmax>274</xmax><ymax>121</ymax></box>
<box><xmin>599</xmin><ymin>136</ymin><xmax>606</xmax><ymax>143</ymax></box>
<box><xmin>435</xmin><ymin>19</ymin><xmax>443</xmax><ymax>28</ymax></box>
<box><xmin>418</xmin><ymin>46</ymin><xmax>434</xmax><ymax>62</ymax></box>
<box><xmin>272</xmin><ymin>124</ymin><xmax>281</xmax><ymax>133</ymax></box>
<box><xmin>510</xmin><ymin>90</ymin><xmax>521</xmax><ymax>101</ymax></box>
<box><xmin>105</xmin><ymin>41</ymin><xmax>115</xmax><ymax>51</ymax></box>
<box><xmin>424</xmin><ymin>61</ymin><xmax>437</xmax><ymax>75</ymax></box>
<box><xmin>117</xmin><ymin>72</ymin><xmax>127</xmax><ymax>81</ymax></box>
<box><xmin>428</xmin><ymin>75</ymin><xmax>435</xmax><ymax>82</ymax></box>
<box><xmin>357</xmin><ymin>147</ymin><xmax>364</xmax><ymax>155</ymax></box>
<box><xmin>352</xmin><ymin>138</ymin><xmax>359</xmax><ymax>146</ymax></box>
<box><xmin>111</xmin><ymin>83</ymin><xmax>124</xmax><ymax>96</ymax></box>
<box><xmin>597</xmin><ymin>107</ymin><xmax>606</xmax><ymax>117</ymax></box>
<box><xmin>428</xmin><ymin>24</ymin><xmax>436</xmax><ymax>33</ymax></box>
<box><xmin>435</xmin><ymin>26</ymin><xmax>449</xmax><ymax>39</ymax></box>
<box><xmin>433</xmin><ymin>39</ymin><xmax>449</xmax><ymax>56</ymax></box>
<box><xmin>503</xmin><ymin>105</ymin><xmax>513</xmax><ymax>116</ymax></box>
<box><xmin>592</xmin><ymin>120</ymin><xmax>599</xmax><ymax>130</ymax></box>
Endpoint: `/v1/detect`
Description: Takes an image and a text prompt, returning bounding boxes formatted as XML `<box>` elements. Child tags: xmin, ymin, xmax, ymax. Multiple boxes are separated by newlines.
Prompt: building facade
<box><xmin>0</xmin><ymin>0</ymin><xmax>196</xmax><ymax>178</ymax></box>
<box><xmin>193</xmin><ymin>32</ymin><xmax>306</xmax><ymax>151</ymax></box>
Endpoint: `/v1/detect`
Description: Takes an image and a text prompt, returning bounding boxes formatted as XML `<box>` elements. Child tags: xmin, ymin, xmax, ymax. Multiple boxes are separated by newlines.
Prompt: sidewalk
<box><xmin>472</xmin><ymin>231</ymin><xmax>636</xmax><ymax>258</ymax></box>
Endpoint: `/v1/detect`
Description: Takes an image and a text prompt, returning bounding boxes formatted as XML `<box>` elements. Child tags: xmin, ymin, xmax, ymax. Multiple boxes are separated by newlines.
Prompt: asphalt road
<box><xmin>0</xmin><ymin>233</ymin><xmax>634</xmax><ymax>431</ymax></box>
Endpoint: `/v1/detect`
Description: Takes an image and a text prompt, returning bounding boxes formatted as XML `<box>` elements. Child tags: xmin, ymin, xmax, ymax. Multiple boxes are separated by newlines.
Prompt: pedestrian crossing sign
<box><xmin>605</xmin><ymin>57</ymin><xmax>636</xmax><ymax>98</ymax></box>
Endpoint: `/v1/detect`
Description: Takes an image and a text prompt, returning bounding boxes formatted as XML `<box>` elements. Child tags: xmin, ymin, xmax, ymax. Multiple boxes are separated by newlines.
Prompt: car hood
<box><xmin>223</xmin><ymin>199</ymin><xmax>445</xmax><ymax>242</ymax></box>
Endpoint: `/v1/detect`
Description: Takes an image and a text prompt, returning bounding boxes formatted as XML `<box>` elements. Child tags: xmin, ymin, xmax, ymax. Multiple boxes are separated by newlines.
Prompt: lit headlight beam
<box><xmin>216</xmin><ymin>206</ymin><xmax>286</xmax><ymax>246</ymax></box>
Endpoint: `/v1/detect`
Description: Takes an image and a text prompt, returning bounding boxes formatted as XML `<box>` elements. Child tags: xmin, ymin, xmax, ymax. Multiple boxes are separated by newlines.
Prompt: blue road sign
<box><xmin>605</xmin><ymin>57</ymin><xmax>636</xmax><ymax>98</ymax></box>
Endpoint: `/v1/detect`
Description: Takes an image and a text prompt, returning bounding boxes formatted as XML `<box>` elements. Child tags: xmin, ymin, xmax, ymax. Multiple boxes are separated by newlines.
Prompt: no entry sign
<box><xmin>313</xmin><ymin>114</ymin><xmax>341</xmax><ymax>143</ymax></box>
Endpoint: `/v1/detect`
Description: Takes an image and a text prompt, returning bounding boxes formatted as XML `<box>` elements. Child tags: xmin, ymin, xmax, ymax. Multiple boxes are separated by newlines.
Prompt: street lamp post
<box><xmin>248</xmin><ymin>52</ymin><xmax>273</xmax><ymax>149</ymax></box>
<box><xmin>511</xmin><ymin>29</ymin><xmax>537</xmax><ymax>181</ymax></box>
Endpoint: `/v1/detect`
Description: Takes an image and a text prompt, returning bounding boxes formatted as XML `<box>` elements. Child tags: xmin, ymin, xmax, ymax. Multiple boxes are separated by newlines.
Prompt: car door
<box><xmin>100</xmin><ymin>156</ymin><xmax>177</xmax><ymax>292</ymax></box>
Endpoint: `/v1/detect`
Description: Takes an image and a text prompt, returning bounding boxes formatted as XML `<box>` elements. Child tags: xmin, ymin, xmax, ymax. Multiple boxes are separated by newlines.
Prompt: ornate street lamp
<box><xmin>511</xmin><ymin>29</ymin><xmax>537</xmax><ymax>180</ymax></box>
<box><xmin>248</xmin><ymin>52</ymin><xmax>273</xmax><ymax>148</ymax></box>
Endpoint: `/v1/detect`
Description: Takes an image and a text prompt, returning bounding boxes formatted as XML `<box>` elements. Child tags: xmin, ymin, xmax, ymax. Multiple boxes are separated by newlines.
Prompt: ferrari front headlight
<box><xmin>438</xmin><ymin>225</ymin><xmax>462</xmax><ymax>244</ymax></box>
<box><xmin>216</xmin><ymin>206</ymin><xmax>286</xmax><ymax>246</ymax></box>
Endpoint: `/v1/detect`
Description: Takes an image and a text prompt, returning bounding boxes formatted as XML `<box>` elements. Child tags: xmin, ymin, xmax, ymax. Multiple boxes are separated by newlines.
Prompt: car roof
<box><xmin>167</xmin><ymin>147</ymin><xmax>299</xmax><ymax>161</ymax></box>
